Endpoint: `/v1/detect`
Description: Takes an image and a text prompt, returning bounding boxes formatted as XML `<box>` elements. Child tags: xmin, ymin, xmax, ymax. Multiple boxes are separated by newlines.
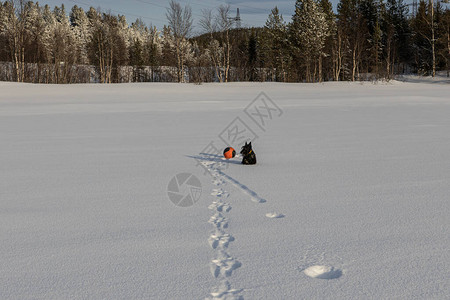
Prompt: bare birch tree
<box><xmin>166</xmin><ymin>0</ymin><xmax>192</xmax><ymax>83</ymax></box>
<box><xmin>3</xmin><ymin>0</ymin><xmax>25</xmax><ymax>82</ymax></box>
<box><xmin>199</xmin><ymin>5</ymin><xmax>233</xmax><ymax>82</ymax></box>
<box><xmin>199</xmin><ymin>8</ymin><xmax>222</xmax><ymax>81</ymax></box>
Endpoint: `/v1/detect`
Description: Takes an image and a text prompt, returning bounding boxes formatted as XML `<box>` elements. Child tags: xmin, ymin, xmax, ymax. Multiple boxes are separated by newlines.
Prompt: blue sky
<box><xmin>38</xmin><ymin>0</ymin><xmax>340</xmax><ymax>34</ymax></box>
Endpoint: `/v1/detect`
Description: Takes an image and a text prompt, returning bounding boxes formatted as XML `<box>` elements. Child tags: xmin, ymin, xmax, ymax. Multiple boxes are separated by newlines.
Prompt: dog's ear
<box><xmin>249</xmin><ymin>142</ymin><xmax>252</xmax><ymax>147</ymax></box>
<box><xmin>245</xmin><ymin>142</ymin><xmax>248</xmax><ymax>146</ymax></box>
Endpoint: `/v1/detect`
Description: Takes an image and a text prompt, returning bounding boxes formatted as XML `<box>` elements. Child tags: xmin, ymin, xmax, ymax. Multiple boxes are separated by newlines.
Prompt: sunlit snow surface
<box><xmin>1</xmin><ymin>77</ymin><xmax>449</xmax><ymax>299</ymax></box>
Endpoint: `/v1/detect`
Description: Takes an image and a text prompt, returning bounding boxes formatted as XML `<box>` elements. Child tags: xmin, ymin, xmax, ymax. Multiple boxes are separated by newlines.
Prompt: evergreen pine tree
<box><xmin>319</xmin><ymin>0</ymin><xmax>337</xmax><ymax>81</ymax></box>
<box><xmin>261</xmin><ymin>7</ymin><xmax>290</xmax><ymax>82</ymax></box>
<box><xmin>291</xmin><ymin>0</ymin><xmax>329</xmax><ymax>82</ymax></box>
<box><xmin>384</xmin><ymin>0</ymin><xmax>411</xmax><ymax>75</ymax></box>
<box><xmin>411</xmin><ymin>0</ymin><xmax>432</xmax><ymax>74</ymax></box>
<box><xmin>70</xmin><ymin>5</ymin><xmax>90</xmax><ymax>65</ymax></box>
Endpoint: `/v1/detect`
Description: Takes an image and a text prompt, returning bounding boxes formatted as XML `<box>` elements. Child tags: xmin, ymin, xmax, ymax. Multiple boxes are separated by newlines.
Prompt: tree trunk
<box><xmin>319</xmin><ymin>55</ymin><xmax>323</xmax><ymax>83</ymax></box>
<box><xmin>447</xmin><ymin>28</ymin><xmax>450</xmax><ymax>77</ymax></box>
<box><xmin>225</xmin><ymin>31</ymin><xmax>230</xmax><ymax>83</ymax></box>
<box><xmin>334</xmin><ymin>33</ymin><xmax>342</xmax><ymax>81</ymax></box>
<box><xmin>352</xmin><ymin>46</ymin><xmax>357</xmax><ymax>81</ymax></box>
<box><xmin>430</xmin><ymin>0</ymin><xmax>435</xmax><ymax>77</ymax></box>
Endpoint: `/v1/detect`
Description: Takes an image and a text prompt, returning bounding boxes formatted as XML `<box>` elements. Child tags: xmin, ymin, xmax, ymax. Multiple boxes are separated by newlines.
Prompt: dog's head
<box><xmin>240</xmin><ymin>142</ymin><xmax>253</xmax><ymax>155</ymax></box>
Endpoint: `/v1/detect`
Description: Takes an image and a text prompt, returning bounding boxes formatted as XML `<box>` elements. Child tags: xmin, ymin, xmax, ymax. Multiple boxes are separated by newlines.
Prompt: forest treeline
<box><xmin>0</xmin><ymin>0</ymin><xmax>449</xmax><ymax>83</ymax></box>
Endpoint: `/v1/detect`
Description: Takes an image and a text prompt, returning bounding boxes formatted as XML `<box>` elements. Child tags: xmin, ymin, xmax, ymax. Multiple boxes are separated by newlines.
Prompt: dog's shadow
<box><xmin>186</xmin><ymin>153</ymin><xmax>266</xmax><ymax>203</ymax></box>
<box><xmin>186</xmin><ymin>153</ymin><xmax>242</xmax><ymax>165</ymax></box>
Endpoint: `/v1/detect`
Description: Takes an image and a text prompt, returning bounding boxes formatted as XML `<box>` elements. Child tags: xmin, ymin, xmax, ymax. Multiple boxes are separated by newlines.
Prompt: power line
<box><xmin>180</xmin><ymin>0</ymin><xmax>271</xmax><ymax>14</ymax></box>
<box><xmin>68</xmin><ymin>0</ymin><xmax>167</xmax><ymax>24</ymax></box>
<box><xmin>68</xmin><ymin>0</ymin><xmax>273</xmax><ymax>29</ymax></box>
<box><xmin>227</xmin><ymin>3</ymin><xmax>269</xmax><ymax>14</ymax></box>
<box><xmin>173</xmin><ymin>0</ymin><xmax>218</xmax><ymax>10</ymax></box>
<box><xmin>150</xmin><ymin>0</ymin><xmax>272</xmax><ymax>17</ymax></box>
<box><xmin>210</xmin><ymin>0</ymin><xmax>271</xmax><ymax>14</ymax></box>
<box><xmin>133</xmin><ymin>0</ymin><xmax>166</xmax><ymax>10</ymax></box>
<box><xmin>130</xmin><ymin>0</ymin><xmax>206</xmax><ymax>20</ymax></box>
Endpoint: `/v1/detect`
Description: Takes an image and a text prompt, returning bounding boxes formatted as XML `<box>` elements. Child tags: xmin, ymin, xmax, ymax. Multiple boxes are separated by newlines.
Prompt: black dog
<box><xmin>240</xmin><ymin>142</ymin><xmax>257</xmax><ymax>165</ymax></box>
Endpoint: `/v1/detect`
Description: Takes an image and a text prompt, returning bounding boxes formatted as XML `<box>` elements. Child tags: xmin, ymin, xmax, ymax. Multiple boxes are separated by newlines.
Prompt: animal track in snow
<box><xmin>303</xmin><ymin>265</ymin><xmax>343</xmax><ymax>279</ymax></box>
<box><xmin>198</xmin><ymin>157</ymin><xmax>244</xmax><ymax>299</ymax></box>
<box><xmin>265</xmin><ymin>212</ymin><xmax>285</xmax><ymax>219</ymax></box>
<box><xmin>211</xmin><ymin>188</ymin><xmax>230</xmax><ymax>198</ymax></box>
<box><xmin>208</xmin><ymin>233</ymin><xmax>235</xmax><ymax>249</ymax></box>
<box><xmin>209</xmin><ymin>201</ymin><xmax>232</xmax><ymax>213</ymax></box>
<box><xmin>250</xmin><ymin>197</ymin><xmax>266</xmax><ymax>203</ymax></box>
<box><xmin>207</xmin><ymin>281</ymin><xmax>243</xmax><ymax>300</ymax></box>
<box><xmin>193</xmin><ymin>153</ymin><xmax>271</xmax><ymax>300</ymax></box>
<box><xmin>212</xmin><ymin>178</ymin><xmax>225</xmax><ymax>186</ymax></box>
<box><xmin>209</xmin><ymin>213</ymin><xmax>229</xmax><ymax>230</ymax></box>
<box><xmin>210</xmin><ymin>251</ymin><xmax>242</xmax><ymax>278</ymax></box>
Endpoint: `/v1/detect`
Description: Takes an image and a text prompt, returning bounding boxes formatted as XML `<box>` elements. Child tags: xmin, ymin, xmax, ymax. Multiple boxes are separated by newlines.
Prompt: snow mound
<box><xmin>265</xmin><ymin>212</ymin><xmax>285</xmax><ymax>219</ymax></box>
<box><xmin>304</xmin><ymin>265</ymin><xmax>342</xmax><ymax>279</ymax></box>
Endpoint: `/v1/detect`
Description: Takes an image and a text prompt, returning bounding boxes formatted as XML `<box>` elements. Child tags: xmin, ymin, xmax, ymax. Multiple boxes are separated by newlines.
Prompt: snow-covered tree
<box><xmin>291</xmin><ymin>0</ymin><xmax>329</xmax><ymax>82</ymax></box>
<box><xmin>41</xmin><ymin>4</ymin><xmax>55</xmax><ymax>66</ymax></box>
<box><xmin>199</xmin><ymin>5</ymin><xmax>234</xmax><ymax>82</ymax></box>
<box><xmin>87</xmin><ymin>10</ymin><xmax>129</xmax><ymax>83</ymax></box>
<box><xmin>42</xmin><ymin>4</ymin><xmax>77</xmax><ymax>83</ymax></box>
<box><xmin>319</xmin><ymin>0</ymin><xmax>338</xmax><ymax>81</ymax></box>
<box><xmin>0</xmin><ymin>0</ymin><xmax>26</xmax><ymax>82</ymax></box>
<box><xmin>70</xmin><ymin>5</ymin><xmax>90</xmax><ymax>64</ymax></box>
<box><xmin>436</xmin><ymin>3</ymin><xmax>450</xmax><ymax>77</ymax></box>
<box><xmin>261</xmin><ymin>7</ymin><xmax>290</xmax><ymax>82</ymax></box>
<box><xmin>166</xmin><ymin>0</ymin><xmax>193</xmax><ymax>83</ymax></box>
<box><xmin>162</xmin><ymin>24</ymin><xmax>193</xmax><ymax>82</ymax></box>
<box><xmin>0</xmin><ymin>0</ymin><xmax>448</xmax><ymax>83</ymax></box>
<box><xmin>337</xmin><ymin>0</ymin><xmax>365</xmax><ymax>81</ymax></box>
<box><xmin>145</xmin><ymin>25</ymin><xmax>162</xmax><ymax>67</ymax></box>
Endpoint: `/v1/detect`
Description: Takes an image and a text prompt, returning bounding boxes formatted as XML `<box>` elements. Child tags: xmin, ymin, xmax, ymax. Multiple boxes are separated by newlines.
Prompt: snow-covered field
<box><xmin>1</xmin><ymin>79</ymin><xmax>449</xmax><ymax>299</ymax></box>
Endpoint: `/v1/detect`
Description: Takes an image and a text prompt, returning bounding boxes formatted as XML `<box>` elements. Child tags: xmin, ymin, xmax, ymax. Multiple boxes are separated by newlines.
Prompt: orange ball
<box><xmin>223</xmin><ymin>147</ymin><xmax>236</xmax><ymax>159</ymax></box>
